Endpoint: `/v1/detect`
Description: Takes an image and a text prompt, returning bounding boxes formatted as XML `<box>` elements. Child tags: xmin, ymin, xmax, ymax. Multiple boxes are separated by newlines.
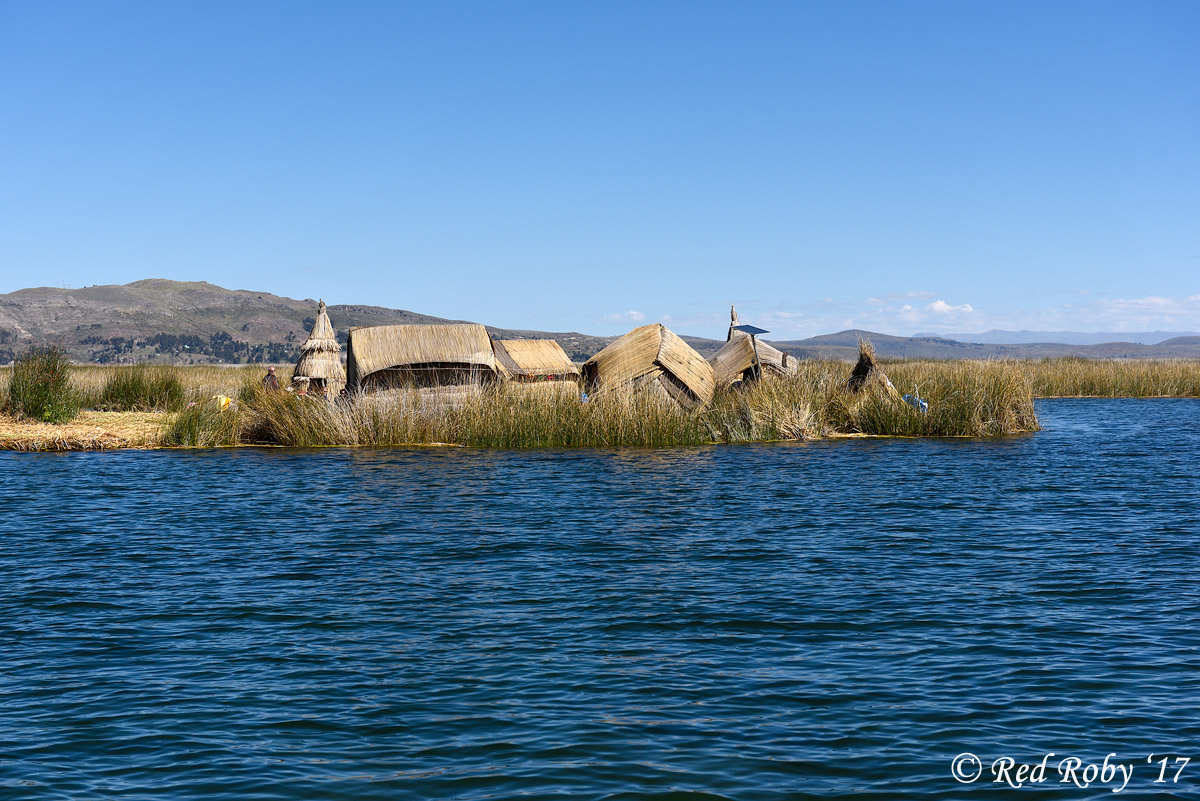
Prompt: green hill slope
<box><xmin>0</xmin><ymin>280</ymin><xmax>614</xmax><ymax>364</ymax></box>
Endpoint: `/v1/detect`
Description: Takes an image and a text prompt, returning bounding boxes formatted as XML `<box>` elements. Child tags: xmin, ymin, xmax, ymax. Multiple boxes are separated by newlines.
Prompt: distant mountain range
<box><xmin>914</xmin><ymin>329</ymin><xmax>1200</xmax><ymax>346</ymax></box>
<box><xmin>775</xmin><ymin>331</ymin><xmax>1200</xmax><ymax>361</ymax></box>
<box><xmin>0</xmin><ymin>280</ymin><xmax>614</xmax><ymax>364</ymax></box>
<box><xmin>2</xmin><ymin>280</ymin><xmax>1199</xmax><ymax>364</ymax></box>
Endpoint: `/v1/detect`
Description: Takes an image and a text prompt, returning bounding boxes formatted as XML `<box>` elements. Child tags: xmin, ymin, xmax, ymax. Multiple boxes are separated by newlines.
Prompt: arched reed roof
<box><xmin>583</xmin><ymin>323</ymin><xmax>714</xmax><ymax>407</ymax></box>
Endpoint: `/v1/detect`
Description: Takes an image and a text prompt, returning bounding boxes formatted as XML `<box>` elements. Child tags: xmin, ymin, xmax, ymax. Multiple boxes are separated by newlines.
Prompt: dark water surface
<box><xmin>3</xmin><ymin>399</ymin><xmax>1199</xmax><ymax>800</ymax></box>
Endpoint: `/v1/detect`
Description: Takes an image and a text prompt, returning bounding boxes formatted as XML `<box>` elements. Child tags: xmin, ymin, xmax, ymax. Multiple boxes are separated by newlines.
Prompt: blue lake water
<box><xmin>2</xmin><ymin>399</ymin><xmax>1199</xmax><ymax>799</ymax></box>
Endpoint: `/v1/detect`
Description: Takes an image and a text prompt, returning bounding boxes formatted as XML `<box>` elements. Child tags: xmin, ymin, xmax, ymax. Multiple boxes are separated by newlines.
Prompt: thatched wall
<box><xmin>347</xmin><ymin>323</ymin><xmax>505</xmax><ymax>390</ymax></box>
<box><xmin>492</xmin><ymin>339</ymin><xmax>580</xmax><ymax>381</ymax></box>
<box><xmin>582</xmin><ymin>323</ymin><xmax>714</xmax><ymax>407</ymax></box>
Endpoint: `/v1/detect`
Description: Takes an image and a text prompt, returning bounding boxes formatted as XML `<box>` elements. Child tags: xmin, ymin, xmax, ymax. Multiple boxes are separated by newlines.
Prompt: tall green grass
<box><xmin>8</xmin><ymin>347</ymin><xmax>80</xmax><ymax>423</ymax></box>
<box><xmin>67</xmin><ymin>363</ymin><xmax>290</xmax><ymax>407</ymax></box>
<box><xmin>27</xmin><ymin>359</ymin><xmax>1196</xmax><ymax>414</ymax></box>
<box><xmin>853</xmin><ymin>361</ymin><xmax>1039</xmax><ymax>436</ymax></box>
<box><xmin>94</xmin><ymin>366</ymin><xmax>187</xmax><ymax>411</ymax></box>
<box><xmin>449</xmin><ymin>387</ymin><xmax>711</xmax><ymax>448</ymax></box>
<box><xmin>705</xmin><ymin>362</ymin><xmax>826</xmax><ymax>442</ymax></box>
<box><xmin>232</xmin><ymin>384</ymin><xmax>712</xmax><ymax>448</ymax></box>
<box><xmin>160</xmin><ymin>401</ymin><xmax>243</xmax><ymax>447</ymax></box>
<box><xmin>1020</xmin><ymin>357</ymin><xmax>1200</xmax><ymax>397</ymax></box>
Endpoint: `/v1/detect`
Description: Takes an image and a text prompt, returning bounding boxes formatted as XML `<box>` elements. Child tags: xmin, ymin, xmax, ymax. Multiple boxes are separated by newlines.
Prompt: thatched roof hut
<box><xmin>346</xmin><ymin>323</ymin><xmax>507</xmax><ymax>391</ymax></box>
<box><xmin>582</xmin><ymin>323</ymin><xmax>715</xmax><ymax>408</ymax></box>
<box><xmin>293</xmin><ymin>300</ymin><xmax>346</xmax><ymax>395</ymax></box>
<box><xmin>492</xmin><ymin>339</ymin><xmax>580</xmax><ymax>383</ymax></box>
<box><xmin>708</xmin><ymin>305</ymin><xmax>796</xmax><ymax>389</ymax></box>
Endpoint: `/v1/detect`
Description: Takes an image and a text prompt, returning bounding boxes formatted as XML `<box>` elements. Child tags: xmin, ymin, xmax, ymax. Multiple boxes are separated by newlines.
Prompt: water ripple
<box><xmin>2</xmin><ymin>399</ymin><xmax>1199</xmax><ymax>799</ymax></box>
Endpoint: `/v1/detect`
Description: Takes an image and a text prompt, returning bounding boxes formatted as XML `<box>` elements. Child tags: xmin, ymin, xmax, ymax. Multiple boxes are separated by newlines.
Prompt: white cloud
<box><xmin>1101</xmin><ymin>296</ymin><xmax>1175</xmax><ymax>310</ymax></box>
<box><xmin>604</xmin><ymin>310</ymin><xmax>645</xmax><ymax>323</ymax></box>
<box><xmin>926</xmin><ymin>299</ymin><xmax>975</xmax><ymax>314</ymax></box>
<box><xmin>867</xmin><ymin>290</ymin><xmax>937</xmax><ymax>304</ymax></box>
<box><xmin>760</xmin><ymin>311</ymin><xmax>803</xmax><ymax>321</ymax></box>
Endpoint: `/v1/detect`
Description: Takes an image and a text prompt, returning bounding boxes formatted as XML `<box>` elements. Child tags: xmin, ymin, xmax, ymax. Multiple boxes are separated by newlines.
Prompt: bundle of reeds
<box><xmin>845</xmin><ymin>337</ymin><xmax>893</xmax><ymax>393</ymax></box>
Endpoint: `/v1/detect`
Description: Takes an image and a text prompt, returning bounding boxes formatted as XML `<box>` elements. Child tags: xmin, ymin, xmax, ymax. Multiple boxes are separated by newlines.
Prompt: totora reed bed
<box><xmin>3</xmin><ymin>356</ymin><xmax>1199</xmax><ymax>450</ymax></box>
<box><xmin>159</xmin><ymin>358</ymin><xmax>1040</xmax><ymax>449</ymax></box>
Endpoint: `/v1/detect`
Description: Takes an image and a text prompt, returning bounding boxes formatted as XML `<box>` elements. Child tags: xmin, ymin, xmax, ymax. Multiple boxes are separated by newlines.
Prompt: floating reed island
<box><xmin>151</xmin><ymin>301</ymin><xmax>1042</xmax><ymax>448</ymax></box>
<box><xmin>12</xmin><ymin>299</ymin><xmax>1198</xmax><ymax>450</ymax></box>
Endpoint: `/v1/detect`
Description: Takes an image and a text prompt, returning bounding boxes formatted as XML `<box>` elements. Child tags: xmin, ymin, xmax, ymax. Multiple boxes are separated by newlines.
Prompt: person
<box><xmin>263</xmin><ymin>366</ymin><xmax>280</xmax><ymax>391</ymax></box>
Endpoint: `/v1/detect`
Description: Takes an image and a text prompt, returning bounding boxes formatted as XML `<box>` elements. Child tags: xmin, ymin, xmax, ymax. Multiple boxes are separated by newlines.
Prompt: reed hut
<box><xmin>492</xmin><ymin>339</ymin><xmax>580</xmax><ymax>385</ymax></box>
<box><xmin>293</xmin><ymin>300</ymin><xmax>346</xmax><ymax>396</ymax></box>
<box><xmin>708</xmin><ymin>305</ymin><xmax>796</xmax><ymax>389</ymax></box>
<box><xmin>346</xmin><ymin>323</ymin><xmax>507</xmax><ymax>392</ymax></box>
<box><xmin>582</xmin><ymin>323</ymin><xmax>715</xmax><ymax>408</ymax></box>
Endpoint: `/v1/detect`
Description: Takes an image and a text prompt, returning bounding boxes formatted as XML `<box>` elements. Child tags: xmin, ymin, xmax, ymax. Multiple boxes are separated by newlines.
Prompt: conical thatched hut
<box><xmin>346</xmin><ymin>323</ymin><xmax>507</xmax><ymax>392</ymax></box>
<box><xmin>582</xmin><ymin>323</ymin><xmax>715</xmax><ymax>408</ymax></box>
<box><xmin>708</xmin><ymin>305</ymin><xmax>796</xmax><ymax>389</ymax></box>
<box><xmin>492</xmin><ymin>339</ymin><xmax>580</xmax><ymax>384</ymax></box>
<box><xmin>293</xmin><ymin>300</ymin><xmax>346</xmax><ymax>396</ymax></box>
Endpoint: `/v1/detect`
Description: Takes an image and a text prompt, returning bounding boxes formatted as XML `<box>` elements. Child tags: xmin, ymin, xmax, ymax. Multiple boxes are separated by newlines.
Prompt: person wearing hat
<box><xmin>262</xmin><ymin>366</ymin><xmax>280</xmax><ymax>391</ymax></box>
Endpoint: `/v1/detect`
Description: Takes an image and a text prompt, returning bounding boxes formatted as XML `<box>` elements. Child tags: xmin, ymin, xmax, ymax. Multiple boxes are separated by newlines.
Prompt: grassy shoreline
<box><xmin>2</xmin><ymin>357</ymin><xmax>1197</xmax><ymax>451</ymax></box>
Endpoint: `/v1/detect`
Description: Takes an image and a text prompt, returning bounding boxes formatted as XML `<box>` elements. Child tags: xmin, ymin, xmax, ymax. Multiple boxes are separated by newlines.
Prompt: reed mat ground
<box><xmin>0</xmin><ymin>411</ymin><xmax>164</xmax><ymax>451</ymax></box>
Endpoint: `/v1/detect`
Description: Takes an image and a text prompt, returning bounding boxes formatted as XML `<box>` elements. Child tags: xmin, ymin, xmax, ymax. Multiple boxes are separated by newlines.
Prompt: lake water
<box><xmin>3</xmin><ymin>399</ymin><xmax>1198</xmax><ymax>799</ymax></box>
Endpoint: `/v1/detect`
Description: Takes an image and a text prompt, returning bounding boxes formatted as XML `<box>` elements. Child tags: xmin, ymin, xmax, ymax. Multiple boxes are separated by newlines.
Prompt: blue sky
<box><xmin>1</xmin><ymin>1</ymin><xmax>1197</xmax><ymax>338</ymax></box>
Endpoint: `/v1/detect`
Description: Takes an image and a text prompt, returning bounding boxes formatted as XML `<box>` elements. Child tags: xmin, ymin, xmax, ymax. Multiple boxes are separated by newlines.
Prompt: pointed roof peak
<box><xmin>301</xmin><ymin>299</ymin><xmax>338</xmax><ymax>350</ymax></box>
<box><xmin>727</xmin><ymin>305</ymin><xmax>744</xmax><ymax>342</ymax></box>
